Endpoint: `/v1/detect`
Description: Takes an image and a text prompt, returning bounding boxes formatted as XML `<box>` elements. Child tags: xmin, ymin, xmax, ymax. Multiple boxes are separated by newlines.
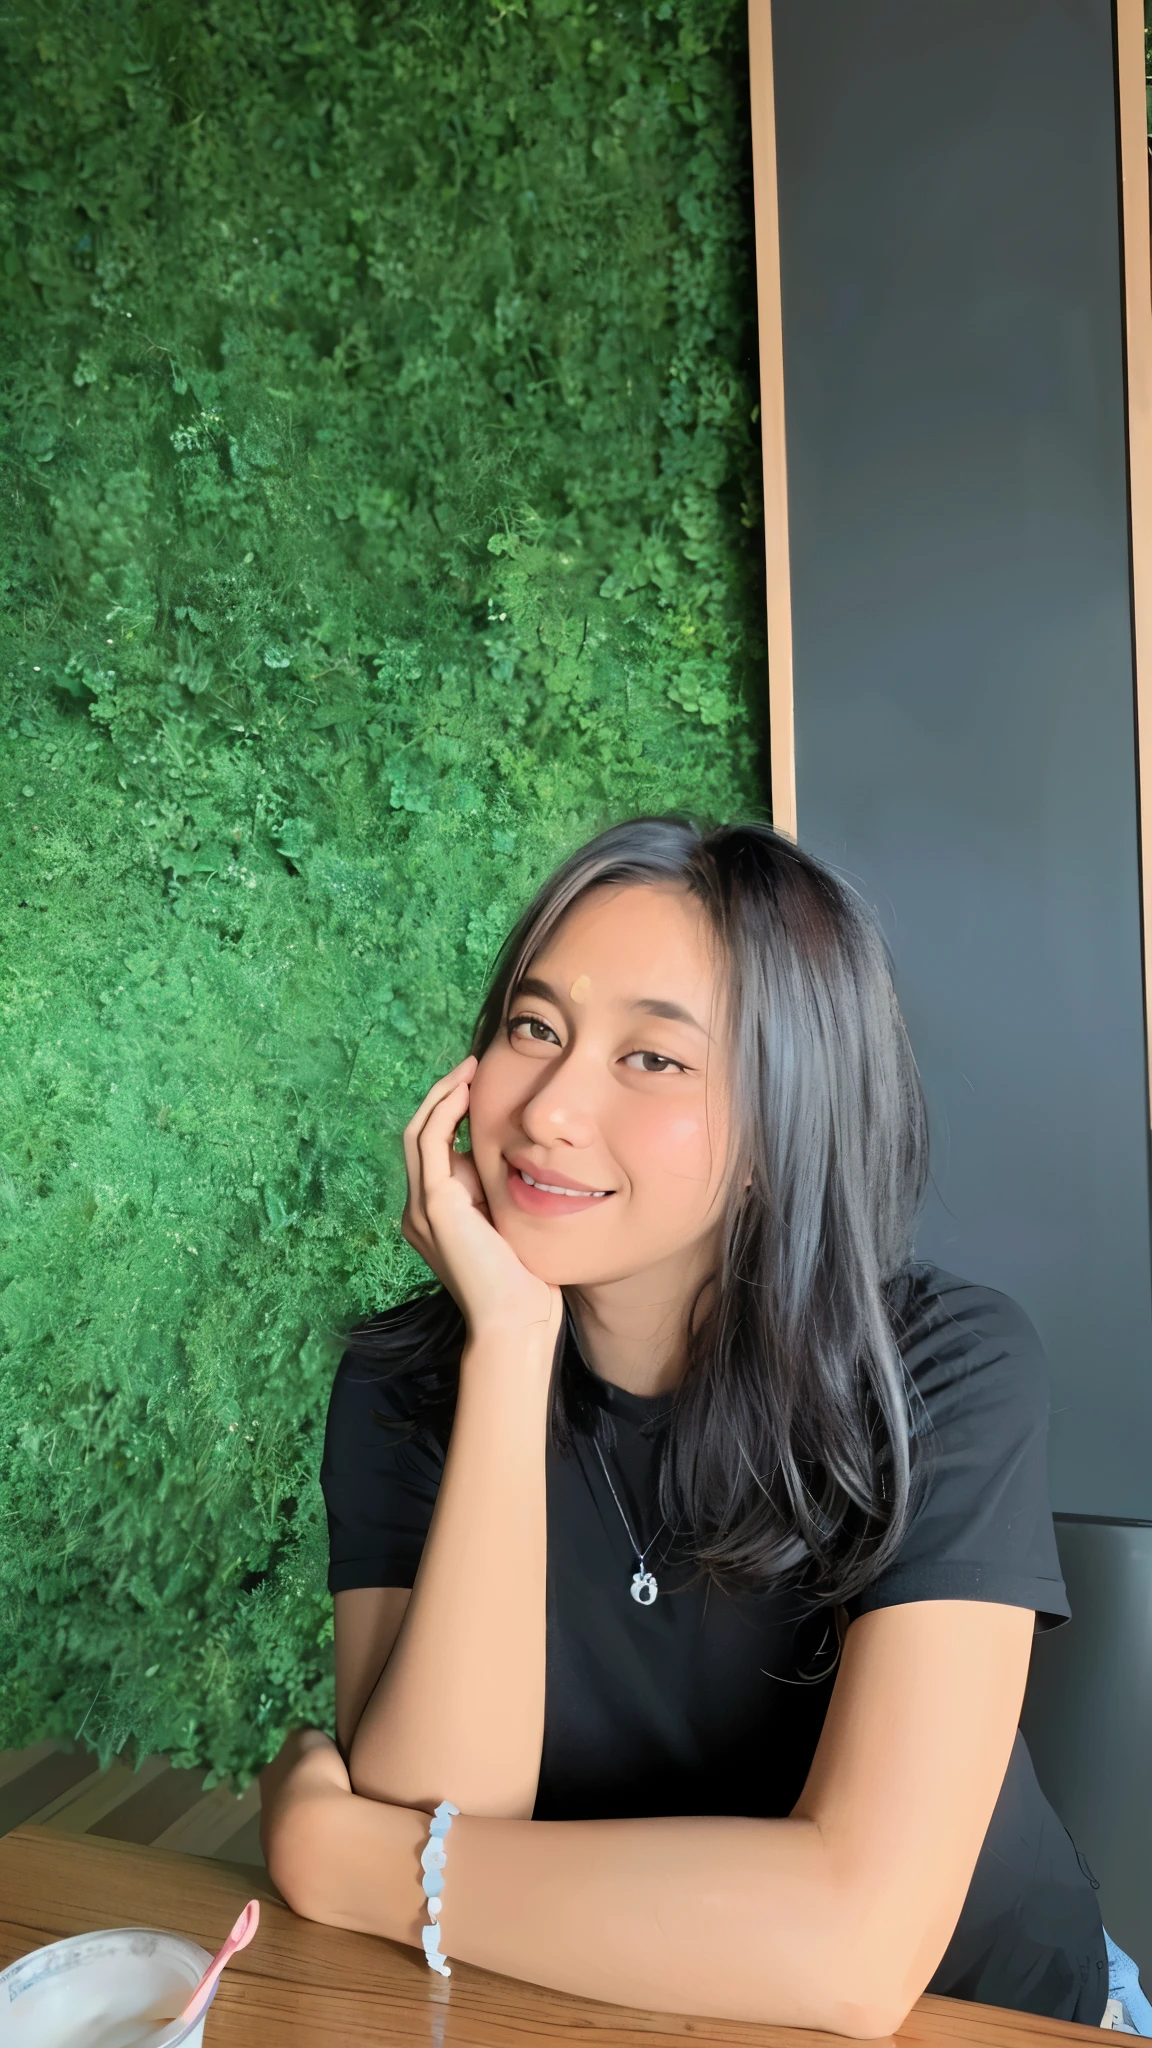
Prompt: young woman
<box><xmin>259</xmin><ymin>816</ymin><xmax>1115</xmax><ymax>2035</ymax></box>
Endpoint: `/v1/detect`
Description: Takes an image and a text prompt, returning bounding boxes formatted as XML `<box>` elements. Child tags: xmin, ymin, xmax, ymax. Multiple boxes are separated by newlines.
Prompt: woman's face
<box><xmin>467</xmin><ymin>882</ymin><xmax>737</xmax><ymax>1287</ymax></box>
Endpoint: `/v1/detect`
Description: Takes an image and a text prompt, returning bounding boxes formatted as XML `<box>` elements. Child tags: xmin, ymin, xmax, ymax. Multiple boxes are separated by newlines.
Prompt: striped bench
<box><xmin>0</xmin><ymin>1743</ymin><xmax>262</xmax><ymax>1866</ymax></box>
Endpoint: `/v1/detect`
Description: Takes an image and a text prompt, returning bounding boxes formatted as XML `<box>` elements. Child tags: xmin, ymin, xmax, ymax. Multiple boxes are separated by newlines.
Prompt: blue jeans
<box><xmin>1104</xmin><ymin>1933</ymin><xmax>1152</xmax><ymax>2034</ymax></box>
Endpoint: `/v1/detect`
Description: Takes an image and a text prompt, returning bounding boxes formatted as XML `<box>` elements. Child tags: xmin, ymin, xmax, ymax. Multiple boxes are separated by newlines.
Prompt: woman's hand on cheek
<box><xmin>402</xmin><ymin>1056</ymin><xmax>563</xmax><ymax>1350</ymax></box>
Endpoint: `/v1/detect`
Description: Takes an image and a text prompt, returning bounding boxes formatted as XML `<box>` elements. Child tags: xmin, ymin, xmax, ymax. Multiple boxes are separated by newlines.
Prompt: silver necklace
<box><xmin>592</xmin><ymin>1438</ymin><xmax>667</xmax><ymax>1605</ymax></box>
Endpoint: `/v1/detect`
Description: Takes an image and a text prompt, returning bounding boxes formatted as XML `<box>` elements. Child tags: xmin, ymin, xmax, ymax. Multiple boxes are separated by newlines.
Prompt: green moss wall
<box><xmin>0</xmin><ymin>0</ymin><xmax>765</xmax><ymax>1781</ymax></box>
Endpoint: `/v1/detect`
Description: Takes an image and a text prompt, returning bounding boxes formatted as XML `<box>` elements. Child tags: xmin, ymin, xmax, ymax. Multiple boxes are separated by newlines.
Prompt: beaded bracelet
<box><xmin>420</xmin><ymin>1799</ymin><xmax>460</xmax><ymax>1976</ymax></box>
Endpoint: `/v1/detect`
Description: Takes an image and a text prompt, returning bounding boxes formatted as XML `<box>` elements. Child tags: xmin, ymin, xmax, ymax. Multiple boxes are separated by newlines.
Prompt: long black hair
<box><xmin>347</xmin><ymin>816</ymin><xmax>932</xmax><ymax>1606</ymax></box>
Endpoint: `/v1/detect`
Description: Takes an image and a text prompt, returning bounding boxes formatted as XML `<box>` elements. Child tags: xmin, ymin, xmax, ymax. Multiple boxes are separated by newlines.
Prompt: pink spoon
<box><xmin>174</xmin><ymin>1899</ymin><xmax>260</xmax><ymax>2029</ymax></box>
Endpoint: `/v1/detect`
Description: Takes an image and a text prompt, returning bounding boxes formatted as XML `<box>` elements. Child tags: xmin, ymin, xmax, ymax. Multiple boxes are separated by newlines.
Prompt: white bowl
<box><xmin>0</xmin><ymin>1927</ymin><xmax>218</xmax><ymax>2048</ymax></box>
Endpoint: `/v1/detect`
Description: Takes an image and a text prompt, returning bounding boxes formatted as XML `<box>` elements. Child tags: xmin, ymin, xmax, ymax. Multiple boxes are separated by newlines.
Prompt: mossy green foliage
<box><xmin>0</xmin><ymin>0</ymin><xmax>765</xmax><ymax>1781</ymax></box>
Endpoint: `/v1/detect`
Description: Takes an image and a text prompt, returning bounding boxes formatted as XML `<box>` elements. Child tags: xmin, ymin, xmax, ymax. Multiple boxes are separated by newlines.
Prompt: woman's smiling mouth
<box><xmin>520</xmin><ymin>1170</ymin><xmax>610</xmax><ymax>1198</ymax></box>
<box><xmin>506</xmin><ymin>1161</ymin><xmax>615</xmax><ymax>1216</ymax></box>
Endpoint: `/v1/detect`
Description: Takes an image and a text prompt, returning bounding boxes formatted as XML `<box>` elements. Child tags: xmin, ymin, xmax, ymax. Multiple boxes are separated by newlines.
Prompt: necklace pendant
<box><xmin>630</xmin><ymin>1568</ymin><xmax>658</xmax><ymax>1606</ymax></box>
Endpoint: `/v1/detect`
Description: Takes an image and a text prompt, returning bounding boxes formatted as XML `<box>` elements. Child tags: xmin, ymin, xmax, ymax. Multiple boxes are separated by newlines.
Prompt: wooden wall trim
<box><xmin>747</xmin><ymin>0</ymin><xmax>797</xmax><ymax>840</ymax></box>
<box><xmin>1116</xmin><ymin>0</ymin><xmax>1152</xmax><ymax>1123</ymax></box>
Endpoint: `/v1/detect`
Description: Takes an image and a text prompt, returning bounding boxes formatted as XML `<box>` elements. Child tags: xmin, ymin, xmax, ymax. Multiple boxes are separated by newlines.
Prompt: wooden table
<box><xmin>0</xmin><ymin>1824</ymin><xmax>1100</xmax><ymax>2047</ymax></box>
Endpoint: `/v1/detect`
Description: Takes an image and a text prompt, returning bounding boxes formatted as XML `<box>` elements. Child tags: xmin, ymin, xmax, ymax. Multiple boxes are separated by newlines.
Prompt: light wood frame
<box><xmin>1117</xmin><ymin>0</ymin><xmax>1152</xmax><ymax>1122</ymax></box>
<box><xmin>747</xmin><ymin>0</ymin><xmax>796</xmax><ymax>840</ymax></box>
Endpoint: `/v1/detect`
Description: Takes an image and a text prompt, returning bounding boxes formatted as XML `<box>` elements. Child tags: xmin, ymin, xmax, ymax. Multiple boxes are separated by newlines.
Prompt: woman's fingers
<box><xmin>401</xmin><ymin>1056</ymin><xmax>481</xmax><ymax>1276</ymax></box>
<box><xmin>402</xmin><ymin>1055</ymin><xmax>476</xmax><ymax>1216</ymax></box>
<box><xmin>402</xmin><ymin>1055</ymin><xmax>477</xmax><ymax>1144</ymax></box>
<box><xmin>402</xmin><ymin>1058</ymin><xmax>476</xmax><ymax>1176</ymax></box>
<box><xmin>447</xmin><ymin>1147</ymin><xmax>489</xmax><ymax>1214</ymax></box>
<box><xmin>404</xmin><ymin>1080</ymin><xmax>469</xmax><ymax>1239</ymax></box>
<box><xmin>416</xmin><ymin>1076</ymin><xmax>475</xmax><ymax>1198</ymax></box>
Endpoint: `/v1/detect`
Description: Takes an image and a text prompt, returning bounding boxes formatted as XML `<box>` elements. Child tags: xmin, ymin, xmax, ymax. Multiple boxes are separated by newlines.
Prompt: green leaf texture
<box><xmin>0</xmin><ymin>0</ymin><xmax>767</xmax><ymax>1781</ymax></box>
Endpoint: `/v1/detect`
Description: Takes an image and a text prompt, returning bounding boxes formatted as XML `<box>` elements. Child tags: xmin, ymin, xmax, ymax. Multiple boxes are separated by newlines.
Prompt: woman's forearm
<box><xmin>448</xmin><ymin>1812</ymin><xmax>904</xmax><ymax>2036</ymax></box>
<box><xmin>348</xmin><ymin>1325</ymin><xmax>553</xmax><ymax>1818</ymax></box>
<box><xmin>279</xmin><ymin>1789</ymin><xmax>911</xmax><ymax>2039</ymax></box>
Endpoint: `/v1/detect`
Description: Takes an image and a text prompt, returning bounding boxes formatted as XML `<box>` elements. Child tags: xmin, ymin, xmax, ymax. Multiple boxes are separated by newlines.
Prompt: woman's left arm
<box><xmin>262</xmin><ymin>1598</ymin><xmax>1035</xmax><ymax>2039</ymax></box>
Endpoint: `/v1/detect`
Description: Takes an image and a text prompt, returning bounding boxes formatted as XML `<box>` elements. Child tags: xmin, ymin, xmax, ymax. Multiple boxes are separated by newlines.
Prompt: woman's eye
<box><xmin>623</xmin><ymin>1050</ymin><xmax>686</xmax><ymax>1074</ymax></box>
<box><xmin>505</xmin><ymin>1015</ymin><xmax>685</xmax><ymax>1072</ymax></box>
<box><xmin>508</xmin><ymin>1012</ymin><xmax>561</xmax><ymax>1047</ymax></box>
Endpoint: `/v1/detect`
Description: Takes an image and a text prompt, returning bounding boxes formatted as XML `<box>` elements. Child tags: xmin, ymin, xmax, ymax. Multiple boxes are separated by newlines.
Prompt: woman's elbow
<box><xmin>807</xmin><ymin>1921</ymin><xmax>921</xmax><ymax>2038</ymax></box>
<box><xmin>262</xmin><ymin>1799</ymin><xmax>336</xmax><ymax>1924</ymax></box>
<box><xmin>815</xmin><ymin>1982</ymin><xmax>913</xmax><ymax>2040</ymax></box>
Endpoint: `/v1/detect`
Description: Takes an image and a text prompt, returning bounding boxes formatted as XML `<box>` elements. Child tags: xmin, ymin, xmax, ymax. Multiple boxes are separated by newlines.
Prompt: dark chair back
<box><xmin>1020</xmin><ymin>1515</ymin><xmax>1152</xmax><ymax>1975</ymax></box>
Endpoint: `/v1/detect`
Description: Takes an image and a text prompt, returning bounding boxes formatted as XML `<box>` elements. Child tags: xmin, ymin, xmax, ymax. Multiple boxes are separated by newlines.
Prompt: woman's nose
<box><xmin>517</xmin><ymin>1057</ymin><xmax>601</xmax><ymax>1148</ymax></box>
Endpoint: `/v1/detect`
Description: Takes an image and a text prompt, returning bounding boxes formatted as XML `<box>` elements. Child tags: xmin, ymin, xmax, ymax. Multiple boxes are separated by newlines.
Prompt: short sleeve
<box><xmin>320</xmin><ymin>1349</ymin><xmax>448</xmax><ymax>1594</ymax></box>
<box><xmin>843</xmin><ymin>1268</ymin><xmax>1070</xmax><ymax>1632</ymax></box>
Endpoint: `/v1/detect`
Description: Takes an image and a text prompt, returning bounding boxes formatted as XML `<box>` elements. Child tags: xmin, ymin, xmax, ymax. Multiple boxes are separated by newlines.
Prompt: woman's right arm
<box><xmin>344</xmin><ymin>1056</ymin><xmax>563</xmax><ymax>1821</ymax></box>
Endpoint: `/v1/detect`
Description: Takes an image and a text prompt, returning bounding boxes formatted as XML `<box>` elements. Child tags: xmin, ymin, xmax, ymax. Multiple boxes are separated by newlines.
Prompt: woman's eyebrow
<box><xmin>511</xmin><ymin>975</ymin><xmax>564</xmax><ymax>1007</ymax></box>
<box><xmin>512</xmin><ymin>976</ymin><xmax>709</xmax><ymax>1036</ymax></box>
<box><xmin>632</xmin><ymin>996</ymin><xmax>710</xmax><ymax>1035</ymax></box>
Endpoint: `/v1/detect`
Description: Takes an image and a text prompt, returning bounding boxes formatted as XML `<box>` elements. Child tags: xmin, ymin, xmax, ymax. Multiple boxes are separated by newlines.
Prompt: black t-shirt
<box><xmin>320</xmin><ymin>1262</ymin><xmax>1107</xmax><ymax>2026</ymax></box>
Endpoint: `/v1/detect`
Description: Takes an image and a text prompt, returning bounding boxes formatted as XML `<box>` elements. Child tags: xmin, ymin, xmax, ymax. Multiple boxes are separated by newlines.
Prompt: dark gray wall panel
<box><xmin>772</xmin><ymin>0</ymin><xmax>1152</xmax><ymax>1514</ymax></box>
